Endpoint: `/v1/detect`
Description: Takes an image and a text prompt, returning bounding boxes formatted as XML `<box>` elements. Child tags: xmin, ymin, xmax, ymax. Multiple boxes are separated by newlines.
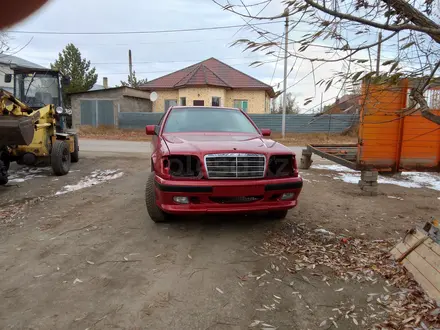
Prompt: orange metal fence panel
<box><xmin>358</xmin><ymin>80</ymin><xmax>440</xmax><ymax>172</ymax></box>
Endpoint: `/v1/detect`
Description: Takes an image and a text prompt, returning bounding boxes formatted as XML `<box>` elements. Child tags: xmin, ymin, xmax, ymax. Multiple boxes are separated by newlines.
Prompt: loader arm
<box><xmin>0</xmin><ymin>89</ymin><xmax>39</xmax><ymax>146</ymax></box>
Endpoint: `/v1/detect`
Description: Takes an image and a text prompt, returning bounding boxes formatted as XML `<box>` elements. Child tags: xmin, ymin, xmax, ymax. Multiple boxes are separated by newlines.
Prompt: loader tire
<box><xmin>0</xmin><ymin>160</ymin><xmax>8</xmax><ymax>185</ymax></box>
<box><xmin>145</xmin><ymin>172</ymin><xmax>168</xmax><ymax>223</ymax></box>
<box><xmin>51</xmin><ymin>140</ymin><xmax>71</xmax><ymax>176</ymax></box>
<box><xmin>71</xmin><ymin>134</ymin><xmax>79</xmax><ymax>163</ymax></box>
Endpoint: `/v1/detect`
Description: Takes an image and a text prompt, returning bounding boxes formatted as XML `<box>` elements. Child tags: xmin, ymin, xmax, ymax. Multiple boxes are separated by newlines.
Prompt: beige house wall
<box><xmin>152</xmin><ymin>88</ymin><xmax>270</xmax><ymax>113</ymax></box>
<box><xmin>178</xmin><ymin>87</ymin><xmax>227</xmax><ymax>107</ymax></box>
<box><xmin>152</xmin><ymin>90</ymin><xmax>179</xmax><ymax>112</ymax></box>
<box><xmin>225</xmin><ymin>90</ymin><xmax>269</xmax><ymax>113</ymax></box>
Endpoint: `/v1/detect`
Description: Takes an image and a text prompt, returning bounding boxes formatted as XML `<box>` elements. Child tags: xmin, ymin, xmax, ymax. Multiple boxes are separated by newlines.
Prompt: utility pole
<box><xmin>320</xmin><ymin>92</ymin><xmax>323</xmax><ymax>114</ymax></box>
<box><xmin>282</xmin><ymin>11</ymin><xmax>289</xmax><ymax>138</ymax></box>
<box><xmin>376</xmin><ymin>32</ymin><xmax>382</xmax><ymax>75</ymax></box>
<box><xmin>128</xmin><ymin>49</ymin><xmax>133</xmax><ymax>82</ymax></box>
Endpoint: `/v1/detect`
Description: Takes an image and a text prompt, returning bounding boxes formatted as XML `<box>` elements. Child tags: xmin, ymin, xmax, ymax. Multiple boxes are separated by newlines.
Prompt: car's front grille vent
<box><xmin>210</xmin><ymin>196</ymin><xmax>263</xmax><ymax>204</ymax></box>
<box><xmin>204</xmin><ymin>153</ymin><xmax>266</xmax><ymax>179</ymax></box>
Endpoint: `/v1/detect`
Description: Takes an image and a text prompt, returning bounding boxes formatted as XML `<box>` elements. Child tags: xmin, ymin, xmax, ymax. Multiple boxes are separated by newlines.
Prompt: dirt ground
<box><xmin>78</xmin><ymin>126</ymin><xmax>357</xmax><ymax>146</ymax></box>
<box><xmin>0</xmin><ymin>153</ymin><xmax>438</xmax><ymax>329</ymax></box>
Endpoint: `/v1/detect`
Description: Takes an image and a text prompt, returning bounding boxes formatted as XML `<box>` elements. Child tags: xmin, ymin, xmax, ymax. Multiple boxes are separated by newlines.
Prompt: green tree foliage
<box><xmin>51</xmin><ymin>43</ymin><xmax>97</xmax><ymax>106</ymax></box>
<box><xmin>120</xmin><ymin>71</ymin><xmax>148</xmax><ymax>88</ymax></box>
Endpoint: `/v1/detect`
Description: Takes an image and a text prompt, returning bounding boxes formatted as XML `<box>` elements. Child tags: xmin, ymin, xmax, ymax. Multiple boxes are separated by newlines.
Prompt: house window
<box><xmin>164</xmin><ymin>99</ymin><xmax>177</xmax><ymax>111</ymax></box>
<box><xmin>193</xmin><ymin>100</ymin><xmax>204</xmax><ymax>106</ymax></box>
<box><xmin>234</xmin><ymin>100</ymin><xmax>248</xmax><ymax>112</ymax></box>
<box><xmin>180</xmin><ymin>97</ymin><xmax>186</xmax><ymax>106</ymax></box>
<box><xmin>212</xmin><ymin>96</ymin><xmax>221</xmax><ymax>107</ymax></box>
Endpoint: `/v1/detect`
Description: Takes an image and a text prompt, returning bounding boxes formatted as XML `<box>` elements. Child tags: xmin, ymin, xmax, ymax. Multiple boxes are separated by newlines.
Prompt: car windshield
<box><xmin>163</xmin><ymin>107</ymin><xmax>258</xmax><ymax>134</ymax></box>
<box><xmin>15</xmin><ymin>73</ymin><xmax>60</xmax><ymax>108</ymax></box>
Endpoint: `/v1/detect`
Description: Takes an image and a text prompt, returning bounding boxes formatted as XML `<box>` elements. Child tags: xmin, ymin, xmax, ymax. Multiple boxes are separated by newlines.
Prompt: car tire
<box><xmin>268</xmin><ymin>210</ymin><xmax>288</xmax><ymax>220</ymax></box>
<box><xmin>0</xmin><ymin>159</ymin><xmax>8</xmax><ymax>185</ymax></box>
<box><xmin>71</xmin><ymin>134</ymin><xmax>79</xmax><ymax>163</ymax></box>
<box><xmin>51</xmin><ymin>140</ymin><xmax>71</xmax><ymax>176</ymax></box>
<box><xmin>145</xmin><ymin>172</ymin><xmax>168</xmax><ymax>223</ymax></box>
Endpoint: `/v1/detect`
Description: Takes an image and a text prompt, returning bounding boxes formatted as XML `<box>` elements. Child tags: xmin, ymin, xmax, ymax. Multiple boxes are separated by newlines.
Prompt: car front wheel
<box><xmin>145</xmin><ymin>172</ymin><xmax>169</xmax><ymax>223</ymax></box>
<box><xmin>268</xmin><ymin>210</ymin><xmax>288</xmax><ymax>220</ymax></box>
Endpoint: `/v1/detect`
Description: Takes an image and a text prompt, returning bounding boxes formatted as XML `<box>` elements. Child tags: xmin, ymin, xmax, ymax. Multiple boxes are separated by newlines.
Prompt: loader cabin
<box><xmin>4</xmin><ymin>68</ymin><xmax>70</xmax><ymax>109</ymax></box>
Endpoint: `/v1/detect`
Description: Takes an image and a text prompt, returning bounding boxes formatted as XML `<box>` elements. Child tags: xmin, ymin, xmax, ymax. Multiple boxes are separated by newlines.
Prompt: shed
<box><xmin>70</xmin><ymin>87</ymin><xmax>152</xmax><ymax>128</ymax></box>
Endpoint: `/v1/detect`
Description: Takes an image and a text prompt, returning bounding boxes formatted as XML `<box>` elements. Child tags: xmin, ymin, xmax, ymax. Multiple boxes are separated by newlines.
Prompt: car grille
<box><xmin>210</xmin><ymin>196</ymin><xmax>263</xmax><ymax>204</ymax></box>
<box><xmin>204</xmin><ymin>153</ymin><xmax>266</xmax><ymax>179</ymax></box>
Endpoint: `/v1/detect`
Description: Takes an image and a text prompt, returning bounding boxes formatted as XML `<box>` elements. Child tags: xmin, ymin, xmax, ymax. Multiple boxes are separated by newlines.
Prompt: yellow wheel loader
<box><xmin>0</xmin><ymin>68</ymin><xmax>79</xmax><ymax>185</ymax></box>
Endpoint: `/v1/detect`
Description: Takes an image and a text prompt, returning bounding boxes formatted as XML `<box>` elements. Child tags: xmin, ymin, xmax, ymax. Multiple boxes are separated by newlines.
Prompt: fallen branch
<box><xmin>88</xmin><ymin>304</ymin><xmax>123</xmax><ymax>329</ymax></box>
<box><xmin>58</xmin><ymin>224</ymin><xmax>93</xmax><ymax>236</ymax></box>
<box><xmin>98</xmin><ymin>260</ymin><xmax>142</xmax><ymax>265</ymax></box>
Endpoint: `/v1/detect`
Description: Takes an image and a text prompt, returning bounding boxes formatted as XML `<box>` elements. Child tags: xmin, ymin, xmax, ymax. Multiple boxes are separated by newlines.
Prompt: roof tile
<box><xmin>141</xmin><ymin>58</ymin><xmax>274</xmax><ymax>96</ymax></box>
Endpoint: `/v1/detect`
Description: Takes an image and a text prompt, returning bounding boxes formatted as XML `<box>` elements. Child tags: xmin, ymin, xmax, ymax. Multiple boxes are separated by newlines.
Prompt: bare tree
<box><xmin>272</xmin><ymin>93</ymin><xmax>300</xmax><ymax>114</ymax></box>
<box><xmin>214</xmin><ymin>0</ymin><xmax>440</xmax><ymax>125</ymax></box>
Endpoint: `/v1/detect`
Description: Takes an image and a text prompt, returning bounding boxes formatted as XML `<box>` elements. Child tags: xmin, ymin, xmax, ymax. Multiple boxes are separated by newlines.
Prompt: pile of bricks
<box><xmin>358</xmin><ymin>170</ymin><xmax>378</xmax><ymax>196</ymax></box>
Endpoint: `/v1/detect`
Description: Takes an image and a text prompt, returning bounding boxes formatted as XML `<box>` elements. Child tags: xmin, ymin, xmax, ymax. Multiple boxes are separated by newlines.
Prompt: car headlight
<box><xmin>56</xmin><ymin>106</ymin><xmax>64</xmax><ymax>114</ymax></box>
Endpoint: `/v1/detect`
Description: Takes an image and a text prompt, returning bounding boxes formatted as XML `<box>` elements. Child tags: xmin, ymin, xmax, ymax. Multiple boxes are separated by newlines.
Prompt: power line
<box><xmin>7</xmin><ymin>21</ymin><xmax>282</xmax><ymax>35</ymax></box>
<box><xmin>96</xmin><ymin>61</ymin><xmax>263</xmax><ymax>75</ymax></box>
<box><xmin>90</xmin><ymin>55</ymin><xmax>268</xmax><ymax>65</ymax></box>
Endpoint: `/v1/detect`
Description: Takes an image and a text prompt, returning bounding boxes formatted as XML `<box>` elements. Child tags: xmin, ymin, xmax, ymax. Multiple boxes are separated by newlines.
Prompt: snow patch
<box><xmin>330</xmin><ymin>170</ymin><xmax>440</xmax><ymax>191</ymax></box>
<box><xmin>312</xmin><ymin>164</ymin><xmax>357</xmax><ymax>173</ymax></box>
<box><xmin>8</xmin><ymin>167</ymin><xmax>51</xmax><ymax>183</ymax></box>
<box><xmin>55</xmin><ymin>169</ymin><xmax>124</xmax><ymax>195</ymax></box>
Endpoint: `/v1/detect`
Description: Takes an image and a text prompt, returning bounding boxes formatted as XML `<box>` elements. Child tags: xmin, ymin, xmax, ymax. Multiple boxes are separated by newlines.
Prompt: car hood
<box><xmin>162</xmin><ymin>133</ymin><xmax>292</xmax><ymax>155</ymax></box>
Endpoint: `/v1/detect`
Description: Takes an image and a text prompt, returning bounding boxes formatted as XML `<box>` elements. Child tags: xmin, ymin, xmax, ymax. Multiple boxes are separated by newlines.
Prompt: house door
<box><xmin>193</xmin><ymin>100</ymin><xmax>204</xmax><ymax>106</ymax></box>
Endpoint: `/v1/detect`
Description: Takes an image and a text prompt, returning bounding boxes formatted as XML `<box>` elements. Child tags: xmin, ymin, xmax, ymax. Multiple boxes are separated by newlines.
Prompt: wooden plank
<box><xmin>396</xmin><ymin>238</ymin><xmax>440</xmax><ymax>273</ymax></box>
<box><xmin>415</xmin><ymin>243</ymin><xmax>440</xmax><ymax>273</ymax></box>
<box><xmin>394</xmin><ymin>244</ymin><xmax>440</xmax><ymax>300</ymax></box>
<box><xmin>403</xmin><ymin>229</ymin><xmax>426</xmax><ymax>246</ymax></box>
<box><xmin>425</xmin><ymin>239</ymin><xmax>440</xmax><ymax>257</ymax></box>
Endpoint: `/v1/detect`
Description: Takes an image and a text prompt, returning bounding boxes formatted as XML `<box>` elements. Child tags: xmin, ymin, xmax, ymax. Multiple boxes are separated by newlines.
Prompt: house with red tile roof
<box><xmin>140</xmin><ymin>58</ymin><xmax>275</xmax><ymax>113</ymax></box>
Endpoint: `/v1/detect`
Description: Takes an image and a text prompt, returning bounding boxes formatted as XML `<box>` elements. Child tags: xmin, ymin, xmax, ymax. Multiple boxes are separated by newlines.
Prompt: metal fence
<box><xmin>118</xmin><ymin>112</ymin><xmax>358</xmax><ymax>133</ymax></box>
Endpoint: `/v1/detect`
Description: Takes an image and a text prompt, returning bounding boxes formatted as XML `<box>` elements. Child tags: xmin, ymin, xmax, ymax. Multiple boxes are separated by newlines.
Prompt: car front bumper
<box><xmin>154</xmin><ymin>175</ymin><xmax>303</xmax><ymax>214</ymax></box>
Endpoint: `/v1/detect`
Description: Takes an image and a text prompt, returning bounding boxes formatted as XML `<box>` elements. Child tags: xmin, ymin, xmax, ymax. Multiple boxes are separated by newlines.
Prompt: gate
<box><xmin>80</xmin><ymin>100</ymin><xmax>115</xmax><ymax>127</ymax></box>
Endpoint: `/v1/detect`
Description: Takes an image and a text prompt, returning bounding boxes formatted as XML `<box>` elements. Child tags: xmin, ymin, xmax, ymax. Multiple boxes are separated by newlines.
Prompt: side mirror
<box><xmin>61</xmin><ymin>76</ymin><xmax>71</xmax><ymax>86</ymax></box>
<box><xmin>261</xmin><ymin>128</ymin><xmax>271</xmax><ymax>137</ymax></box>
<box><xmin>4</xmin><ymin>74</ymin><xmax>12</xmax><ymax>83</ymax></box>
<box><xmin>146</xmin><ymin>125</ymin><xmax>157</xmax><ymax>135</ymax></box>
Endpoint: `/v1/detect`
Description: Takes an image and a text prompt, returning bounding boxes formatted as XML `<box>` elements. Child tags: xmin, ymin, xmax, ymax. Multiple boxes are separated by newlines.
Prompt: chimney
<box><xmin>103</xmin><ymin>77</ymin><xmax>108</xmax><ymax>89</ymax></box>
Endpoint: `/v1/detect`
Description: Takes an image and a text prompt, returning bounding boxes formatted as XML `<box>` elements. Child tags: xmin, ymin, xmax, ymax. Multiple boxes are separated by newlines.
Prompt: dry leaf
<box><xmin>86</xmin><ymin>260</ymin><xmax>95</xmax><ymax>265</ymax></box>
<box><xmin>319</xmin><ymin>320</ymin><xmax>327</xmax><ymax>327</ymax></box>
<box><xmin>302</xmin><ymin>276</ymin><xmax>310</xmax><ymax>283</ymax></box>
<box><xmin>73</xmin><ymin>278</ymin><xmax>83</xmax><ymax>284</ymax></box>
<box><xmin>353</xmin><ymin>318</ymin><xmax>358</xmax><ymax>325</ymax></box>
<box><xmin>215</xmin><ymin>287</ymin><xmax>224</xmax><ymax>294</ymax></box>
<box><xmin>249</xmin><ymin>320</ymin><xmax>261</xmax><ymax>327</ymax></box>
<box><xmin>335</xmin><ymin>288</ymin><xmax>344</xmax><ymax>292</ymax></box>
<box><xmin>187</xmin><ymin>254</ymin><xmax>192</xmax><ymax>259</ymax></box>
<box><xmin>273</xmin><ymin>294</ymin><xmax>281</xmax><ymax>299</ymax></box>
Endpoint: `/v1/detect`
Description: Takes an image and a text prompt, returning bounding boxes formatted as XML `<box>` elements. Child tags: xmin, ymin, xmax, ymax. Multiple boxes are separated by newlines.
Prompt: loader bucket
<box><xmin>0</xmin><ymin>116</ymin><xmax>35</xmax><ymax>146</ymax></box>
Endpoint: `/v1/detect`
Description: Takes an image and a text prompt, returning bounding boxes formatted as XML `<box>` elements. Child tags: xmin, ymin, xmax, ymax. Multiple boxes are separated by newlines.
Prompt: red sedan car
<box><xmin>145</xmin><ymin>106</ymin><xmax>303</xmax><ymax>222</ymax></box>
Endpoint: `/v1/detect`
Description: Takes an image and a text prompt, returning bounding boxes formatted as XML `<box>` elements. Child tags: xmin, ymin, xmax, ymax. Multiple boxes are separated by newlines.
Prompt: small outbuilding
<box><xmin>70</xmin><ymin>86</ymin><xmax>152</xmax><ymax>128</ymax></box>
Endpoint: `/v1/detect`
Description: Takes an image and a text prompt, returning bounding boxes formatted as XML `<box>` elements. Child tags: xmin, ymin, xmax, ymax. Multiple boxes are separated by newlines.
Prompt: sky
<box><xmin>3</xmin><ymin>0</ymin><xmax>402</xmax><ymax>112</ymax></box>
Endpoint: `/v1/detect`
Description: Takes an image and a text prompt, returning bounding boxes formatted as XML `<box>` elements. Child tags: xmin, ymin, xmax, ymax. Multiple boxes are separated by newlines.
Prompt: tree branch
<box><xmin>302</xmin><ymin>0</ymin><xmax>440</xmax><ymax>37</ymax></box>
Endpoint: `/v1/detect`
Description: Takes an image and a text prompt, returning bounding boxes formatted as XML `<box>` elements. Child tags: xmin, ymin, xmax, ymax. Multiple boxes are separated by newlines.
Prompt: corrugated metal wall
<box><xmin>118</xmin><ymin>112</ymin><xmax>358</xmax><ymax>133</ymax></box>
<box><xmin>80</xmin><ymin>100</ymin><xmax>115</xmax><ymax>127</ymax></box>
